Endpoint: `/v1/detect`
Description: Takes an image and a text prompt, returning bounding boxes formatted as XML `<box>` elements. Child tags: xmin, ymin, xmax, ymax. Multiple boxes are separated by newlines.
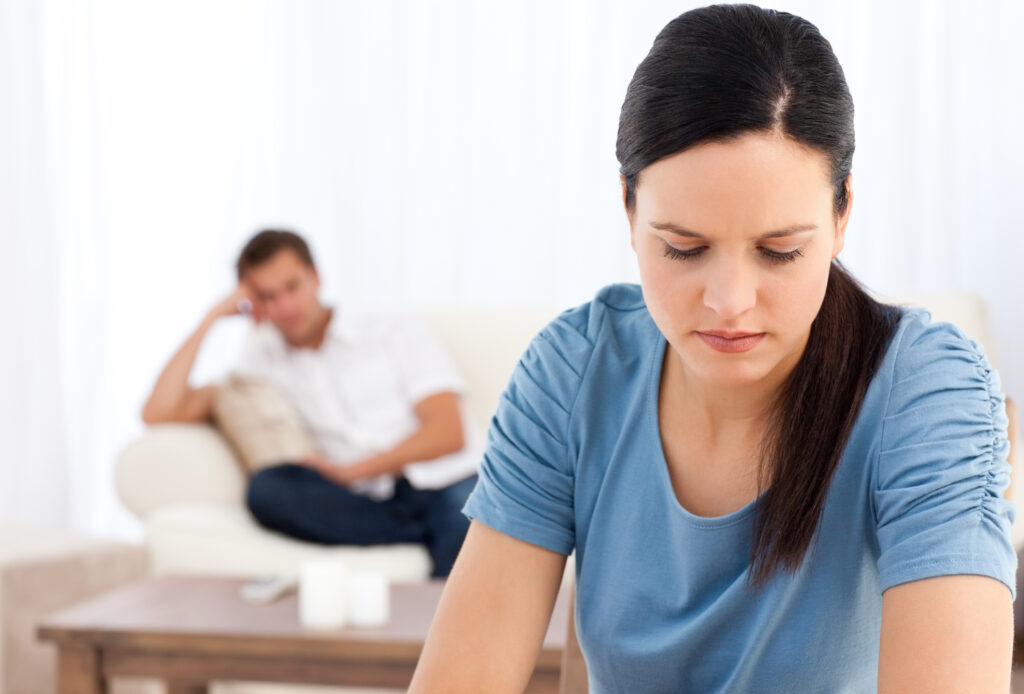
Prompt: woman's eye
<box><xmin>758</xmin><ymin>247</ymin><xmax>804</xmax><ymax>264</ymax></box>
<box><xmin>661</xmin><ymin>243</ymin><xmax>804</xmax><ymax>264</ymax></box>
<box><xmin>663</xmin><ymin>243</ymin><xmax>705</xmax><ymax>261</ymax></box>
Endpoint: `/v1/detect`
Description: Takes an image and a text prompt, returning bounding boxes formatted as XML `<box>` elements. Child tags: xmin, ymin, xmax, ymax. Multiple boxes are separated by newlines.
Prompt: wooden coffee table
<box><xmin>37</xmin><ymin>575</ymin><xmax>570</xmax><ymax>693</ymax></box>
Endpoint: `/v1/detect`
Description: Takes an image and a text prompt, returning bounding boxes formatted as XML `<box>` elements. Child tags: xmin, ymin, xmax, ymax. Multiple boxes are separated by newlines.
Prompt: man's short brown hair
<box><xmin>236</xmin><ymin>229</ymin><xmax>316</xmax><ymax>281</ymax></box>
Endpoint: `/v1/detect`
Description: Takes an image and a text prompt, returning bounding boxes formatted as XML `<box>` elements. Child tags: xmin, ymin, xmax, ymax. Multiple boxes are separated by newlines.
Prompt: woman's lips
<box><xmin>696</xmin><ymin>331</ymin><xmax>766</xmax><ymax>353</ymax></box>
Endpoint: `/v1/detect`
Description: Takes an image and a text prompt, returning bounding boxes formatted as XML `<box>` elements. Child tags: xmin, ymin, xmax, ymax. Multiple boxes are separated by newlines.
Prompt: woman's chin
<box><xmin>698</xmin><ymin>366</ymin><xmax>771</xmax><ymax>389</ymax></box>
<box><xmin>679</xmin><ymin>348</ymin><xmax>776</xmax><ymax>390</ymax></box>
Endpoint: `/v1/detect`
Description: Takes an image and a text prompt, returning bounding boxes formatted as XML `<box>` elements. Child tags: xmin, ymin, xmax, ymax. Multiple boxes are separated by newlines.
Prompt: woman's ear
<box><xmin>832</xmin><ymin>174</ymin><xmax>852</xmax><ymax>259</ymax></box>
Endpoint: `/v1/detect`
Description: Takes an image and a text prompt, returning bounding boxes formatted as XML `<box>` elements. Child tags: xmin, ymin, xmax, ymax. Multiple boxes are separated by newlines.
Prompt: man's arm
<box><xmin>141</xmin><ymin>283</ymin><xmax>256</xmax><ymax>424</ymax></box>
<box><xmin>302</xmin><ymin>391</ymin><xmax>465</xmax><ymax>483</ymax></box>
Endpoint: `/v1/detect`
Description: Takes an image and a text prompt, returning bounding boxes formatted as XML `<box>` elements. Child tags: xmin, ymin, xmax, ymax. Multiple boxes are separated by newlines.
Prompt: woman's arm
<box><xmin>872</xmin><ymin>318</ymin><xmax>1018</xmax><ymax>691</ymax></box>
<box><xmin>878</xmin><ymin>574</ymin><xmax>1013</xmax><ymax>693</ymax></box>
<box><xmin>408</xmin><ymin>520</ymin><xmax>568</xmax><ymax>693</ymax></box>
<box><xmin>879</xmin><ymin>405</ymin><xmax>1018</xmax><ymax>691</ymax></box>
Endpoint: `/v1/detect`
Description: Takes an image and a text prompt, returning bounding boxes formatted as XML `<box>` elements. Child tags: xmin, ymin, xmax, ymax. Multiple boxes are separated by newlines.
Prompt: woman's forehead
<box><xmin>635</xmin><ymin>133</ymin><xmax>835</xmax><ymax>233</ymax></box>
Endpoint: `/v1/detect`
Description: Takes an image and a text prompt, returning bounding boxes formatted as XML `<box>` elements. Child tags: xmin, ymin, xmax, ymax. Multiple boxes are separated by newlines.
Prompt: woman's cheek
<box><xmin>770</xmin><ymin>263</ymin><xmax>831</xmax><ymax>330</ymax></box>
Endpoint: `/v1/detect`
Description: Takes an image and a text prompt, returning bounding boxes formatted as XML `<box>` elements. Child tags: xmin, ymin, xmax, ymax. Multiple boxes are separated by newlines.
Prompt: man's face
<box><xmin>628</xmin><ymin>131</ymin><xmax>849</xmax><ymax>389</ymax></box>
<box><xmin>242</xmin><ymin>249</ymin><xmax>322</xmax><ymax>343</ymax></box>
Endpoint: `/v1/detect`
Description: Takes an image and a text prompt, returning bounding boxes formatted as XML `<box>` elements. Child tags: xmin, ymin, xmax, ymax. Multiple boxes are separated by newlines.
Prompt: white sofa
<box><xmin>117</xmin><ymin>306</ymin><xmax>562</xmax><ymax>582</ymax></box>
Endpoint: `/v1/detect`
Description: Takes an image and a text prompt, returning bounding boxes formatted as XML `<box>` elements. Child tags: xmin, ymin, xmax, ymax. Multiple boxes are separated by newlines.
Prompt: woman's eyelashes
<box><xmin>662</xmin><ymin>243</ymin><xmax>804</xmax><ymax>264</ymax></box>
<box><xmin>661</xmin><ymin>244</ymin><xmax>705</xmax><ymax>261</ymax></box>
<box><xmin>758</xmin><ymin>247</ymin><xmax>804</xmax><ymax>264</ymax></box>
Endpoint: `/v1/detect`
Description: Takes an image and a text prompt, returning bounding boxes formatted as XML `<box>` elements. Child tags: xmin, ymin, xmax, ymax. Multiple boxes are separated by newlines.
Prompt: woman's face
<box><xmin>627</xmin><ymin>131</ymin><xmax>851</xmax><ymax>389</ymax></box>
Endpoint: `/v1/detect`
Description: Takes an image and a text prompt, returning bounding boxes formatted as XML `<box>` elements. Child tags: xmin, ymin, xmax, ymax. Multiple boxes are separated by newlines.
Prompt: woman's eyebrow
<box><xmin>649</xmin><ymin>221</ymin><xmax>819</xmax><ymax>239</ymax></box>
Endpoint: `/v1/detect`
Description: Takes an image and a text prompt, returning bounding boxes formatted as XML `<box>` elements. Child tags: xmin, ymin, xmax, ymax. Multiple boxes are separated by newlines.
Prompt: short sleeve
<box><xmin>460</xmin><ymin>314</ymin><xmax>594</xmax><ymax>555</ymax></box>
<box><xmin>388</xmin><ymin>314</ymin><xmax>467</xmax><ymax>404</ymax></box>
<box><xmin>874</xmin><ymin>317</ymin><xmax>1018</xmax><ymax>599</ymax></box>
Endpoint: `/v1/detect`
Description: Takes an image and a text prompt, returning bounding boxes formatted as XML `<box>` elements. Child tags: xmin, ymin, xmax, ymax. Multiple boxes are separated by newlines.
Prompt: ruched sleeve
<box><xmin>460</xmin><ymin>312</ymin><xmax>595</xmax><ymax>555</ymax></box>
<box><xmin>874</xmin><ymin>316</ymin><xmax>1017</xmax><ymax>599</ymax></box>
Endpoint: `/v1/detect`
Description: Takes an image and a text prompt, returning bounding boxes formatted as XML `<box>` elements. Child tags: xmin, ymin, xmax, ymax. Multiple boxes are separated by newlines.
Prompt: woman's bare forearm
<box><xmin>408</xmin><ymin>522</ymin><xmax>567</xmax><ymax>693</ymax></box>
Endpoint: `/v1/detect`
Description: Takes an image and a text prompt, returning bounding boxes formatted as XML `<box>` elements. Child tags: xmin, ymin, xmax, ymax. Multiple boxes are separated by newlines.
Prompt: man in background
<box><xmin>141</xmin><ymin>229</ymin><xmax>480</xmax><ymax>578</ymax></box>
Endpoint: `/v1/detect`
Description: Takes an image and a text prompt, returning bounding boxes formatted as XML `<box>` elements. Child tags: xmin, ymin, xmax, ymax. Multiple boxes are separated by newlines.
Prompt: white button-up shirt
<box><xmin>230</xmin><ymin>305</ymin><xmax>484</xmax><ymax>500</ymax></box>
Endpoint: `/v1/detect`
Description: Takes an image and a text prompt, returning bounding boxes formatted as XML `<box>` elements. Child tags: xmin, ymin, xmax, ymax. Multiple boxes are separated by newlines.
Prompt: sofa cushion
<box><xmin>145</xmin><ymin>504</ymin><xmax>431</xmax><ymax>582</ymax></box>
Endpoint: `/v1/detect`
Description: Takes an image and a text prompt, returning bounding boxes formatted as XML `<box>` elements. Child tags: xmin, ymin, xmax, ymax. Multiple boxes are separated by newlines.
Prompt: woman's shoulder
<box><xmin>870</xmin><ymin>305</ymin><xmax>1015</xmax><ymax>599</ymax></box>
<box><xmin>873</xmin><ymin>303</ymin><xmax>1006</xmax><ymax>452</ymax></box>
<box><xmin>518</xmin><ymin>283</ymin><xmax>652</xmax><ymax>396</ymax></box>
<box><xmin>540</xmin><ymin>282</ymin><xmax>650</xmax><ymax>348</ymax></box>
<box><xmin>882</xmin><ymin>305</ymin><xmax>998</xmax><ymax>391</ymax></box>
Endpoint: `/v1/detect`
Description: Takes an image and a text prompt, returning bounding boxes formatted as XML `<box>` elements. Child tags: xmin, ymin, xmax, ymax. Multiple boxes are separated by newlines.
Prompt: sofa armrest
<box><xmin>115</xmin><ymin>423</ymin><xmax>247</xmax><ymax>522</ymax></box>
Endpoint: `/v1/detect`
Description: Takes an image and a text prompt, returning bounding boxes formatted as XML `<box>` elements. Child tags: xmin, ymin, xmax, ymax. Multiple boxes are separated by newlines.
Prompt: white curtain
<box><xmin>2</xmin><ymin>0</ymin><xmax>1021</xmax><ymax>538</ymax></box>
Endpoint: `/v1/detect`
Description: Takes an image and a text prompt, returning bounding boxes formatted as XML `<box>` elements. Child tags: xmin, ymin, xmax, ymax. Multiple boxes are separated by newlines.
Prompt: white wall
<box><xmin>2</xmin><ymin>0</ymin><xmax>1021</xmax><ymax>537</ymax></box>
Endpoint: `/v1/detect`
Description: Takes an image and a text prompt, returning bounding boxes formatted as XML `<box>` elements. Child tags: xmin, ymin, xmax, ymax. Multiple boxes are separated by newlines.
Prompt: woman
<box><xmin>409</xmin><ymin>5</ymin><xmax>1017</xmax><ymax>692</ymax></box>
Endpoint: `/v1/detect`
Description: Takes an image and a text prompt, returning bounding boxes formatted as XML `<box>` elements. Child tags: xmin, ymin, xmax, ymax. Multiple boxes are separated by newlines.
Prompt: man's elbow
<box><xmin>141</xmin><ymin>400</ymin><xmax>179</xmax><ymax>425</ymax></box>
<box><xmin>141</xmin><ymin>404</ymin><xmax>176</xmax><ymax>426</ymax></box>
<box><xmin>140</xmin><ymin>402</ymin><xmax>161</xmax><ymax>425</ymax></box>
<box><xmin>431</xmin><ymin>419</ymin><xmax>465</xmax><ymax>457</ymax></box>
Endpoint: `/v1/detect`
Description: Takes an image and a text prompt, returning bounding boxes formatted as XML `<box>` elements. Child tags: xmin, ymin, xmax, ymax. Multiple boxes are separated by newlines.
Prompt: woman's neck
<box><xmin>661</xmin><ymin>339</ymin><xmax>803</xmax><ymax>444</ymax></box>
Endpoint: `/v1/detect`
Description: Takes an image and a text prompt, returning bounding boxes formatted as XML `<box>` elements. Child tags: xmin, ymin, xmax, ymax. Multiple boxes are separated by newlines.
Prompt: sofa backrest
<box><xmin>416</xmin><ymin>306</ymin><xmax>559</xmax><ymax>431</ymax></box>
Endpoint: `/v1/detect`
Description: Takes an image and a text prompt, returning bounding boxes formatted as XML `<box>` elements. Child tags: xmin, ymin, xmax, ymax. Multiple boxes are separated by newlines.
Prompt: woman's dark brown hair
<box><xmin>617</xmin><ymin>4</ymin><xmax>900</xmax><ymax>587</ymax></box>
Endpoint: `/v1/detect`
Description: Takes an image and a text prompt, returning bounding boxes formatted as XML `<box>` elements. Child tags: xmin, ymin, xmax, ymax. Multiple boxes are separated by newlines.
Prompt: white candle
<box><xmin>347</xmin><ymin>570</ymin><xmax>391</xmax><ymax>627</ymax></box>
<box><xmin>299</xmin><ymin>558</ymin><xmax>349</xmax><ymax>629</ymax></box>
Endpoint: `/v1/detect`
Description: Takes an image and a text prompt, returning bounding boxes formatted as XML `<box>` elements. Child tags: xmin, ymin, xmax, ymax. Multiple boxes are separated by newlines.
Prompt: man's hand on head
<box><xmin>206</xmin><ymin>281</ymin><xmax>265</xmax><ymax>325</ymax></box>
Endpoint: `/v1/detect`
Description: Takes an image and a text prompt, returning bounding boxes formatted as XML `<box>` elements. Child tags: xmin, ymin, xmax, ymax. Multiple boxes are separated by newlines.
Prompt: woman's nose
<box><xmin>702</xmin><ymin>259</ymin><xmax>757</xmax><ymax>320</ymax></box>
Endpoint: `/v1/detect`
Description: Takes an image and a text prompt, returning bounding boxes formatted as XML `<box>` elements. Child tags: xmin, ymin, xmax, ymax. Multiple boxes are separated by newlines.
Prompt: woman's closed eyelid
<box><xmin>660</xmin><ymin>239</ymin><xmax>802</xmax><ymax>252</ymax></box>
<box><xmin>661</xmin><ymin>240</ymin><xmax>804</xmax><ymax>263</ymax></box>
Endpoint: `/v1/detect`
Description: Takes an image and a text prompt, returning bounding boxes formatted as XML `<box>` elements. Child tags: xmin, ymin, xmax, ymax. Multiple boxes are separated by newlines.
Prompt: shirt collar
<box><xmin>324</xmin><ymin>305</ymin><xmax>359</xmax><ymax>344</ymax></box>
<box><xmin>269</xmin><ymin>305</ymin><xmax>357</xmax><ymax>354</ymax></box>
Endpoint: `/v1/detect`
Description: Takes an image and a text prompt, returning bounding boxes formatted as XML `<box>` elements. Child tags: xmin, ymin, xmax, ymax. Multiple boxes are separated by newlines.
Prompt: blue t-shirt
<box><xmin>461</xmin><ymin>282</ymin><xmax>1017</xmax><ymax>693</ymax></box>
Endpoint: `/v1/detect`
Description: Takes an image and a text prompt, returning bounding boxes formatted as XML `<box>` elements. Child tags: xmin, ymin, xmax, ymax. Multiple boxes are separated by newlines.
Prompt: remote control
<box><xmin>240</xmin><ymin>574</ymin><xmax>297</xmax><ymax>604</ymax></box>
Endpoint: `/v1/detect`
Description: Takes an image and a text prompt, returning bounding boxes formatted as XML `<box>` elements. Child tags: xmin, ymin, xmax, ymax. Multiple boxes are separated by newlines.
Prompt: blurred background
<box><xmin>1</xmin><ymin>0</ymin><xmax>1022</xmax><ymax>541</ymax></box>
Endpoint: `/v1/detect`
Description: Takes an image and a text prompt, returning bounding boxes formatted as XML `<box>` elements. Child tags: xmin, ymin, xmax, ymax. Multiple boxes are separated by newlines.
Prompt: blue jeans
<box><xmin>246</xmin><ymin>464</ymin><xmax>478</xmax><ymax>578</ymax></box>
